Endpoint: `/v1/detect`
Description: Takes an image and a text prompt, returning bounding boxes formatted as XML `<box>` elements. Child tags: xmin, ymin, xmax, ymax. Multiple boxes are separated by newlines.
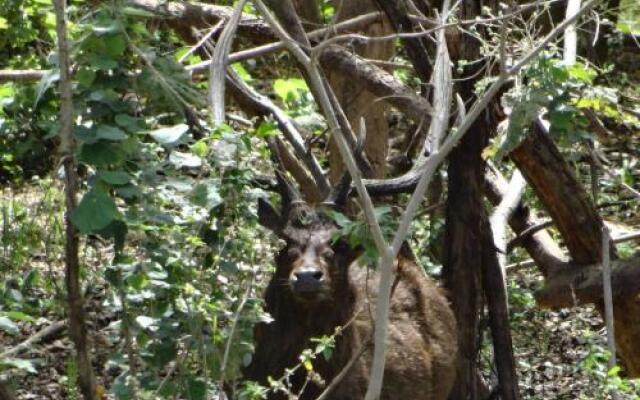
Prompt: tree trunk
<box><xmin>325</xmin><ymin>0</ymin><xmax>394</xmax><ymax>181</ymax></box>
<box><xmin>511</xmin><ymin>121</ymin><xmax>614</xmax><ymax>264</ymax></box>
<box><xmin>443</xmin><ymin>116</ymin><xmax>487</xmax><ymax>400</ymax></box>
<box><xmin>481</xmin><ymin>221</ymin><xmax>520</xmax><ymax>400</ymax></box>
<box><xmin>442</xmin><ymin>0</ymin><xmax>499</xmax><ymax>397</ymax></box>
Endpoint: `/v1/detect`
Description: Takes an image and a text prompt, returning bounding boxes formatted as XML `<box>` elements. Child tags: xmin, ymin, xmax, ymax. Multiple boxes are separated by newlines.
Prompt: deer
<box><xmin>242</xmin><ymin>163</ymin><xmax>458</xmax><ymax>400</ymax></box>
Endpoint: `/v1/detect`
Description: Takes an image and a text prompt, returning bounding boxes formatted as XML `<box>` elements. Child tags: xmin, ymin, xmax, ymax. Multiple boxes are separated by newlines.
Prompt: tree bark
<box><xmin>481</xmin><ymin>221</ymin><xmax>520</xmax><ymax>400</ymax></box>
<box><xmin>443</xmin><ymin>116</ymin><xmax>487</xmax><ymax>400</ymax></box>
<box><xmin>325</xmin><ymin>0</ymin><xmax>394</xmax><ymax>181</ymax></box>
<box><xmin>441</xmin><ymin>0</ymin><xmax>497</xmax><ymax>396</ymax></box>
<box><xmin>374</xmin><ymin>0</ymin><xmax>432</xmax><ymax>82</ymax></box>
<box><xmin>510</xmin><ymin>120</ymin><xmax>615</xmax><ymax>264</ymax></box>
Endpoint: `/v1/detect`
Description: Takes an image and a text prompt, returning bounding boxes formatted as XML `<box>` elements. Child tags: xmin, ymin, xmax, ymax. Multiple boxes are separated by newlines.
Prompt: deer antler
<box><xmin>266</xmin><ymin>137</ymin><xmax>305</xmax><ymax>208</ymax></box>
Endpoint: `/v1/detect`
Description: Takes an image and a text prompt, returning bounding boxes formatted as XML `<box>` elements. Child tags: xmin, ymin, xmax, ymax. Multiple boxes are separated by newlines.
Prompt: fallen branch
<box><xmin>0</xmin><ymin>69</ymin><xmax>46</xmax><ymax>83</ymax></box>
<box><xmin>505</xmin><ymin>230</ymin><xmax>640</xmax><ymax>271</ymax></box>
<box><xmin>0</xmin><ymin>320</ymin><xmax>66</xmax><ymax>359</ymax></box>
<box><xmin>535</xmin><ymin>254</ymin><xmax>640</xmax><ymax>309</ymax></box>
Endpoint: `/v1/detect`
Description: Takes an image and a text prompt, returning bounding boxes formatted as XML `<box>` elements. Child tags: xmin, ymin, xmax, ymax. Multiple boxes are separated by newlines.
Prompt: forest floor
<box><xmin>1</xmin><ymin>184</ymin><xmax>639</xmax><ymax>400</ymax></box>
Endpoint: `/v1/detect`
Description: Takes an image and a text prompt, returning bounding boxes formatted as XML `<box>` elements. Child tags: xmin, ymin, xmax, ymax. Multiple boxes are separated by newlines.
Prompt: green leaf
<box><xmin>186</xmin><ymin>378</ymin><xmax>206</xmax><ymax>400</ymax></box>
<box><xmin>90</xmin><ymin>55</ymin><xmax>118</xmax><ymax>70</ymax></box>
<box><xmin>97</xmin><ymin>170</ymin><xmax>130</xmax><ymax>185</ymax></box>
<box><xmin>255</xmin><ymin>120</ymin><xmax>277</xmax><ymax>138</ymax></box>
<box><xmin>96</xmin><ymin>125</ymin><xmax>128</xmax><ymax>141</ymax></box>
<box><xmin>79</xmin><ymin>142</ymin><xmax>125</xmax><ymax>166</ymax></box>
<box><xmin>96</xmin><ymin>220</ymin><xmax>128</xmax><ymax>255</ymax></box>
<box><xmin>149</xmin><ymin>124</ymin><xmax>189</xmax><ymax>146</ymax></box>
<box><xmin>0</xmin><ymin>17</ymin><xmax>9</xmax><ymax>30</ymax></box>
<box><xmin>76</xmin><ymin>68</ymin><xmax>96</xmax><ymax>88</ymax></box>
<box><xmin>567</xmin><ymin>64</ymin><xmax>596</xmax><ymax>84</ymax></box>
<box><xmin>190</xmin><ymin>140</ymin><xmax>208</xmax><ymax>158</ymax></box>
<box><xmin>71</xmin><ymin>189</ymin><xmax>122</xmax><ymax>234</ymax></box>
<box><xmin>104</xmin><ymin>34</ymin><xmax>127</xmax><ymax>58</ymax></box>
<box><xmin>4</xmin><ymin>311</ymin><xmax>34</xmax><ymax>322</ymax></box>
<box><xmin>190</xmin><ymin>182</ymin><xmax>222</xmax><ymax>210</ymax></box>
<box><xmin>231</xmin><ymin>63</ymin><xmax>252</xmax><ymax>82</ymax></box>
<box><xmin>0</xmin><ymin>316</ymin><xmax>19</xmax><ymax>335</ymax></box>
<box><xmin>273</xmin><ymin>78</ymin><xmax>308</xmax><ymax>103</ymax></box>
<box><xmin>115</xmin><ymin>114</ymin><xmax>145</xmax><ymax>132</ymax></box>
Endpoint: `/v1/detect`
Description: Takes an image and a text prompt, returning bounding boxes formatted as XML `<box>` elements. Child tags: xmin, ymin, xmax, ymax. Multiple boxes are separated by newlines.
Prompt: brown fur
<box><xmin>244</xmin><ymin>203</ymin><xmax>458</xmax><ymax>399</ymax></box>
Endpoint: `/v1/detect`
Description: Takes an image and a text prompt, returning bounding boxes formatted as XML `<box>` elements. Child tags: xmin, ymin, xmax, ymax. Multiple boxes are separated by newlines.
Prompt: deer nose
<box><xmin>292</xmin><ymin>268</ymin><xmax>324</xmax><ymax>292</ymax></box>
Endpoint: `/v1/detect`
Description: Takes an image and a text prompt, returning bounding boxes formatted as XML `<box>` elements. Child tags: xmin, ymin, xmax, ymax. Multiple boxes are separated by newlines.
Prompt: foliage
<box><xmin>487</xmin><ymin>53</ymin><xmax>640</xmax><ymax>162</ymax></box>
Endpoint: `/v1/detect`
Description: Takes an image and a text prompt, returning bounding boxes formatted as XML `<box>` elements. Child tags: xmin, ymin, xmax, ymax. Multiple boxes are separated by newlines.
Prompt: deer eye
<box><xmin>321</xmin><ymin>248</ymin><xmax>334</xmax><ymax>259</ymax></box>
<box><xmin>287</xmin><ymin>247</ymin><xmax>302</xmax><ymax>258</ymax></box>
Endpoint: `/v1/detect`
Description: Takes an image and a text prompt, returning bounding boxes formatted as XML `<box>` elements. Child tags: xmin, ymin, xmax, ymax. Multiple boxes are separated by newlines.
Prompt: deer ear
<box><xmin>258</xmin><ymin>197</ymin><xmax>282</xmax><ymax>234</ymax></box>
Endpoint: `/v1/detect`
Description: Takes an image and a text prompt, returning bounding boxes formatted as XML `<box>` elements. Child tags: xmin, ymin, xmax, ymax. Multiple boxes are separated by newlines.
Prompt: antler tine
<box><xmin>323</xmin><ymin>118</ymin><xmax>368</xmax><ymax>209</ymax></box>
<box><xmin>266</xmin><ymin>137</ymin><xmax>304</xmax><ymax>207</ymax></box>
<box><xmin>323</xmin><ymin>171</ymin><xmax>352</xmax><ymax>209</ymax></box>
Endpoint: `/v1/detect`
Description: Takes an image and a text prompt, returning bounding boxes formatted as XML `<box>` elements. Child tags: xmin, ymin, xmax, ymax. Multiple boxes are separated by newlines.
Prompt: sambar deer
<box><xmin>243</xmin><ymin>171</ymin><xmax>458</xmax><ymax>400</ymax></box>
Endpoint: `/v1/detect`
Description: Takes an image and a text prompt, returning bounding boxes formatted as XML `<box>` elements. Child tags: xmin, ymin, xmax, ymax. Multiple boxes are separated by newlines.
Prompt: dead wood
<box><xmin>0</xmin><ymin>321</ymin><xmax>66</xmax><ymax>359</ymax></box>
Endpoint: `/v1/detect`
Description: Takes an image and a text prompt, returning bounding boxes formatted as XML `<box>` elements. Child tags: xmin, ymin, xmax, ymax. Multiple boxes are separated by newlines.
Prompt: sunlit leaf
<box><xmin>0</xmin><ymin>358</ymin><xmax>37</xmax><ymax>373</ymax></box>
<box><xmin>149</xmin><ymin>124</ymin><xmax>189</xmax><ymax>146</ymax></box>
<box><xmin>71</xmin><ymin>189</ymin><xmax>123</xmax><ymax>234</ymax></box>
<box><xmin>169</xmin><ymin>151</ymin><xmax>202</xmax><ymax>169</ymax></box>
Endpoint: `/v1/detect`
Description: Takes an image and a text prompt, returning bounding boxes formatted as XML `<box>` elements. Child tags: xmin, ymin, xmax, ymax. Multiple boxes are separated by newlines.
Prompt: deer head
<box><xmin>257</xmin><ymin>171</ymin><xmax>359</xmax><ymax>305</ymax></box>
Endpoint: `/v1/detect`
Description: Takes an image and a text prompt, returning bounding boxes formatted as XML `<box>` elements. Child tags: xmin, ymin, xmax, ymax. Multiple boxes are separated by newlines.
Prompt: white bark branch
<box><xmin>563</xmin><ymin>0</ymin><xmax>582</xmax><ymax>65</ymax></box>
<box><xmin>490</xmin><ymin>170</ymin><xmax>526</xmax><ymax>272</ymax></box>
<box><xmin>209</xmin><ymin>0</ymin><xmax>246</xmax><ymax>124</ymax></box>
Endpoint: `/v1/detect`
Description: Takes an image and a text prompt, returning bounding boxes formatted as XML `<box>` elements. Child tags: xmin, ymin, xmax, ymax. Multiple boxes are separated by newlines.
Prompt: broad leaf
<box><xmin>149</xmin><ymin>124</ymin><xmax>188</xmax><ymax>146</ymax></box>
<box><xmin>98</xmin><ymin>170</ymin><xmax>130</xmax><ymax>185</ymax></box>
<box><xmin>96</xmin><ymin>125</ymin><xmax>128</xmax><ymax>141</ymax></box>
<box><xmin>169</xmin><ymin>151</ymin><xmax>201</xmax><ymax>169</ymax></box>
<box><xmin>71</xmin><ymin>189</ymin><xmax>122</xmax><ymax>234</ymax></box>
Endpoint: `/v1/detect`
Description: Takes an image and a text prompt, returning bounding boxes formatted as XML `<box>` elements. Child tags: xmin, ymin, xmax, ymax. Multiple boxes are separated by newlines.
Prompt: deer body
<box><xmin>244</xmin><ymin>200</ymin><xmax>457</xmax><ymax>400</ymax></box>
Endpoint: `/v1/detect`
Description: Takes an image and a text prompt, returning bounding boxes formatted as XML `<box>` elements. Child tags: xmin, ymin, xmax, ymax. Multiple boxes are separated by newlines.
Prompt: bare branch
<box><xmin>226</xmin><ymin>70</ymin><xmax>330</xmax><ymax>197</ymax></box>
<box><xmin>209</xmin><ymin>0</ymin><xmax>246</xmax><ymax>124</ymax></box>
<box><xmin>490</xmin><ymin>170</ymin><xmax>526</xmax><ymax>272</ymax></box>
<box><xmin>187</xmin><ymin>12</ymin><xmax>383</xmax><ymax>72</ymax></box>
<box><xmin>127</xmin><ymin>0</ymin><xmax>274</xmax><ymax>42</ymax></box>
<box><xmin>0</xmin><ymin>69</ymin><xmax>47</xmax><ymax>83</ymax></box>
